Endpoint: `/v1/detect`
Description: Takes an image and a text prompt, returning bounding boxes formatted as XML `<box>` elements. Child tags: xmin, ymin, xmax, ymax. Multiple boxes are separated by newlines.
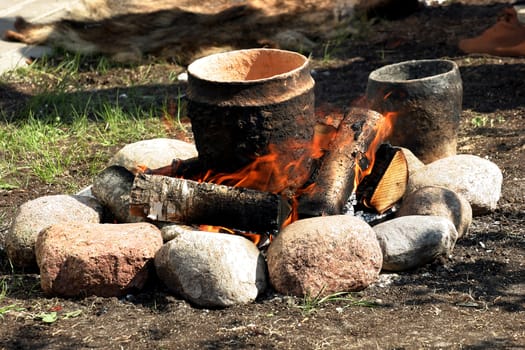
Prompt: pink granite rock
<box><xmin>267</xmin><ymin>215</ymin><xmax>382</xmax><ymax>297</ymax></box>
<box><xmin>35</xmin><ymin>222</ymin><xmax>163</xmax><ymax>297</ymax></box>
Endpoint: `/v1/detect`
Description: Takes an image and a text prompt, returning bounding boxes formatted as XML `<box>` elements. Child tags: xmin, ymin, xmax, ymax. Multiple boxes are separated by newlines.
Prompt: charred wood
<box><xmin>298</xmin><ymin>108</ymin><xmax>384</xmax><ymax>217</ymax></box>
<box><xmin>356</xmin><ymin>144</ymin><xmax>408</xmax><ymax>214</ymax></box>
<box><xmin>144</xmin><ymin>157</ymin><xmax>207</xmax><ymax>179</ymax></box>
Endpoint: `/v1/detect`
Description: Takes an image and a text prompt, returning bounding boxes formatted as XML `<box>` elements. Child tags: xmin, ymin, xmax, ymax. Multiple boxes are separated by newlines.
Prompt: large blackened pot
<box><xmin>186</xmin><ymin>48</ymin><xmax>316</xmax><ymax>191</ymax></box>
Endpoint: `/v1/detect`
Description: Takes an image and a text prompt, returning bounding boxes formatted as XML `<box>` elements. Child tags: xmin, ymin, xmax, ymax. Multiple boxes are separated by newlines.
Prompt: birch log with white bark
<box><xmin>130</xmin><ymin>173</ymin><xmax>291</xmax><ymax>233</ymax></box>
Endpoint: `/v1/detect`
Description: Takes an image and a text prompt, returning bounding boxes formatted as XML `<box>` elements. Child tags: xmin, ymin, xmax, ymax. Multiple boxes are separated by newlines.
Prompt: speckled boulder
<box><xmin>267</xmin><ymin>215</ymin><xmax>382</xmax><ymax>297</ymax></box>
<box><xmin>374</xmin><ymin>215</ymin><xmax>458</xmax><ymax>271</ymax></box>
<box><xmin>155</xmin><ymin>230</ymin><xmax>267</xmax><ymax>308</ymax></box>
<box><xmin>108</xmin><ymin>138</ymin><xmax>197</xmax><ymax>172</ymax></box>
<box><xmin>6</xmin><ymin>195</ymin><xmax>103</xmax><ymax>269</ymax></box>
<box><xmin>36</xmin><ymin>222</ymin><xmax>162</xmax><ymax>297</ymax></box>
<box><xmin>406</xmin><ymin>154</ymin><xmax>502</xmax><ymax>215</ymax></box>
<box><xmin>397</xmin><ymin>186</ymin><xmax>472</xmax><ymax>237</ymax></box>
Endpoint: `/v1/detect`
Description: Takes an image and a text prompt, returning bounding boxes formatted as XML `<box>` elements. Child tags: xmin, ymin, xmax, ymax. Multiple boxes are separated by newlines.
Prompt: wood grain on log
<box><xmin>356</xmin><ymin>144</ymin><xmax>408</xmax><ymax>214</ymax></box>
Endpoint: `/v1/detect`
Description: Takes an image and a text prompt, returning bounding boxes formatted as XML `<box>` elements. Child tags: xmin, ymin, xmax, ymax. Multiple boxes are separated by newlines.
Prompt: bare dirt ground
<box><xmin>0</xmin><ymin>1</ymin><xmax>524</xmax><ymax>349</ymax></box>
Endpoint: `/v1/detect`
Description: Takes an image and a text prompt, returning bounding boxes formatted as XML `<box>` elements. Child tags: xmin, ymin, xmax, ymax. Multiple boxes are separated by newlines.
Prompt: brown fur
<box><xmin>3</xmin><ymin>0</ymin><xmax>357</xmax><ymax>64</ymax></box>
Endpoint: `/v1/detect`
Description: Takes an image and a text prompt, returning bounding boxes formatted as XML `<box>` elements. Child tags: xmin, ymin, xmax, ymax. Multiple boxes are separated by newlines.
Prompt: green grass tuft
<box><xmin>296</xmin><ymin>287</ymin><xmax>379</xmax><ymax>314</ymax></box>
<box><xmin>0</xmin><ymin>52</ymin><xmax>183</xmax><ymax>186</ymax></box>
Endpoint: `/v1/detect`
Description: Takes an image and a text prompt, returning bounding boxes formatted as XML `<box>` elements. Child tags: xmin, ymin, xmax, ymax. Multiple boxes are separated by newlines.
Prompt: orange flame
<box><xmin>199</xmin><ymin>224</ymin><xmax>262</xmax><ymax>245</ymax></box>
<box><xmin>197</xmin><ymin>124</ymin><xmax>336</xmax><ymax>228</ymax></box>
<box><xmin>203</xmin><ymin>143</ymin><xmax>287</xmax><ymax>193</ymax></box>
<box><xmin>202</xmin><ymin>128</ymin><xmax>334</xmax><ymax>195</ymax></box>
<box><xmin>282</xmin><ymin>197</ymin><xmax>299</xmax><ymax>228</ymax></box>
<box><xmin>199</xmin><ymin>225</ymin><xmax>234</xmax><ymax>234</ymax></box>
<box><xmin>280</xmin><ymin>179</ymin><xmax>317</xmax><ymax>226</ymax></box>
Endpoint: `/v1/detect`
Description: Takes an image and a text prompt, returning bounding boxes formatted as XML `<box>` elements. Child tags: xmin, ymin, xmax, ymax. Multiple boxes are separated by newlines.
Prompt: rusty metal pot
<box><xmin>186</xmin><ymin>48</ymin><xmax>316</xmax><ymax>190</ymax></box>
<box><xmin>366</xmin><ymin>59</ymin><xmax>463</xmax><ymax>164</ymax></box>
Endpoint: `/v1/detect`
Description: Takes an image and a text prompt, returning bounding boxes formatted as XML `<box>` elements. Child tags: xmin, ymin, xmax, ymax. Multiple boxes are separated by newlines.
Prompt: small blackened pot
<box><xmin>366</xmin><ymin>59</ymin><xmax>463</xmax><ymax>164</ymax></box>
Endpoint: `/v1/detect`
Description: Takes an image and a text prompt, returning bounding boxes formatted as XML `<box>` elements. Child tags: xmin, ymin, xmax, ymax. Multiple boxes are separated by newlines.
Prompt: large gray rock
<box><xmin>6</xmin><ymin>195</ymin><xmax>103</xmax><ymax>269</ymax></box>
<box><xmin>158</xmin><ymin>223</ymin><xmax>196</xmax><ymax>242</ymax></box>
<box><xmin>373</xmin><ymin>215</ymin><xmax>458</xmax><ymax>271</ymax></box>
<box><xmin>36</xmin><ymin>222</ymin><xmax>162</xmax><ymax>297</ymax></box>
<box><xmin>406</xmin><ymin>155</ymin><xmax>502</xmax><ymax>215</ymax></box>
<box><xmin>108</xmin><ymin>138</ymin><xmax>197</xmax><ymax>172</ymax></box>
<box><xmin>267</xmin><ymin>215</ymin><xmax>382</xmax><ymax>297</ymax></box>
<box><xmin>397</xmin><ymin>186</ymin><xmax>472</xmax><ymax>238</ymax></box>
<box><xmin>155</xmin><ymin>230</ymin><xmax>267</xmax><ymax>308</ymax></box>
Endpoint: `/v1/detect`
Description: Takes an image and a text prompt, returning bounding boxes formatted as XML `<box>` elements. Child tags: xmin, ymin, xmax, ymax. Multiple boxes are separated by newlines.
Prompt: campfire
<box><xmin>11</xmin><ymin>48</ymin><xmax>492</xmax><ymax>307</ymax></box>
<box><xmin>128</xmin><ymin>49</ymin><xmax>409</xmax><ymax>245</ymax></box>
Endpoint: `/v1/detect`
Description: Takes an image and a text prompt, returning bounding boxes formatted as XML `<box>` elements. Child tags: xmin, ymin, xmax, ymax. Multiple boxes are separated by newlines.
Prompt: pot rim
<box><xmin>187</xmin><ymin>48</ymin><xmax>310</xmax><ymax>84</ymax></box>
<box><xmin>368</xmin><ymin>59</ymin><xmax>459</xmax><ymax>83</ymax></box>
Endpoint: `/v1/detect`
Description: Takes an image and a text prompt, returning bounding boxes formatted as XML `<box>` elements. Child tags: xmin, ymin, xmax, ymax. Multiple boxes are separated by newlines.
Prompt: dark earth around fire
<box><xmin>0</xmin><ymin>1</ymin><xmax>524</xmax><ymax>349</ymax></box>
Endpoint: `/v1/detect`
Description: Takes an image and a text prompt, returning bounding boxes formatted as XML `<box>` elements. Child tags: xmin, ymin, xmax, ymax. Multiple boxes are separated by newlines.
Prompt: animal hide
<box><xmin>3</xmin><ymin>0</ymin><xmax>358</xmax><ymax>64</ymax></box>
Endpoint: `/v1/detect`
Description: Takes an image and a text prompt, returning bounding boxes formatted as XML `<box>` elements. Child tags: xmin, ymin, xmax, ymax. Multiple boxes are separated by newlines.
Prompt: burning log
<box><xmin>298</xmin><ymin>108</ymin><xmax>386</xmax><ymax>217</ymax></box>
<box><xmin>129</xmin><ymin>173</ymin><xmax>291</xmax><ymax>233</ymax></box>
<box><xmin>356</xmin><ymin>143</ymin><xmax>408</xmax><ymax>214</ymax></box>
